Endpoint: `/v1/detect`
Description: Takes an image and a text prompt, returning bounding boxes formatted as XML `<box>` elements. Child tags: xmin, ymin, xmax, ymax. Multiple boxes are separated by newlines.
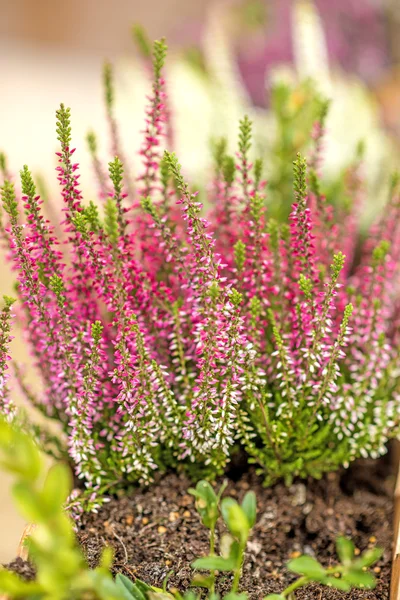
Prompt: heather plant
<box><xmin>0</xmin><ymin>37</ymin><xmax>400</xmax><ymax>499</ymax></box>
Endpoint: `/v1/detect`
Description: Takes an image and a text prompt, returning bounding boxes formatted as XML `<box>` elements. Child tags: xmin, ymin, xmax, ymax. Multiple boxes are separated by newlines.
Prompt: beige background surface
<box><xmin>0</xmin><ymin>0</ymin><xmax>215</xmax><ymax>562</ymax></box>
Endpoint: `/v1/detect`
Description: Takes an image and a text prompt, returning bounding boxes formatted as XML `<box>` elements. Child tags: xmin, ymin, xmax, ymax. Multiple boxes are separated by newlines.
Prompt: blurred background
<box><xmin>1</xmin><ymin>0</ymin><xmax>400</xmax><ymax>562</ymax></box>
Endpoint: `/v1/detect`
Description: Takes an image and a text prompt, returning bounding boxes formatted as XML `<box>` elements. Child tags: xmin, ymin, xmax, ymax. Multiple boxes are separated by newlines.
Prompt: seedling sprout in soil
<box><xmin>0</xmin><ymin>421</ymin><xmax>383</xmax><ymax>600</ymax></box>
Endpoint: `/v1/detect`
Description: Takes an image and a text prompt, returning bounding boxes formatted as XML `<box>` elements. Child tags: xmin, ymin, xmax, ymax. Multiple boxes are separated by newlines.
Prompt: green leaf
<box><xmin>336</xmin><ymin>537</ymin><xmax>354</xmax><ymax>565</ymax></box>
<box><xmin>41</xmin><ymin>463</ymin><xmax>72</xmax><ymax>515</ymax></box>
<box><xmin>0</xmin><ymin>568</ymin><xmax>42</xmax><ymax>595</ymax></box>
<box><xmin>223</xmin><ymin>593</ymin><xmax>248</xmax><ymax>600</ymax></box>
<box><xmin>190</xmin><ymin>574</ymin><xmax>215</xmax><ymax>589</ymax></box>
<box><xmin>352</xmin><ymin>547</ymin><xmax>383</xmax><ymax>569</ymax></box>
<box><xmin>343</xmin><ymin>569</ymin><xmax>376</xmax><ymax>589</ymax></box>
<box><xmin>188</xmin><ymin>481</ymin><xmax>217</xmax><ymax>505</ymax></box>
<box><xmin>323</xmin><ymin>576</ymin><xmax>351</xmax><ymax>591</ymax></box>
<box><xmin>116</xmin><ymin>574</ymin><xmax>148</xmax><ymax>600</ymax></box>
<box><xmin>287</xmin><ymin>556</ymin><xmax>326</xmax><ymax>581</ymax></box>
<box><xmin>220</xmin><ymin>498</ymin><xmax>249</xmax><ymax>541</ymax></box>
<box><xmin>100</xmin><ymin>546</ymin><xmax>114</xmax><ymax>570</ymax></box>
<box><xmin>135</xmin><ymin>580</ymin><xmax>155</xmax><ymax>594</ymax></box>
<box><xmin>148</xmin><ymin>593</ymin><xmax>175</xmax><ymax>600</ymax></box>
<box><xmin>220</xmin><ymin>533</ymin><xmax>234</xmax><ymax>558</ymax></box>
<box><xmin>192</xmin><ymin>556</ymin><xmax>236</xmax><ymax>572</ymax></box>
<box><xmin>86</xmin><ymin>571</ymin><xmax>126</xmax><ymax>600</ymax></box>
<box><xmin>0</xmin><ymin>421</ymin><xmax>42</xmax><ymax>483</ymax></box>
<box><xmin>263</xmin><ymin>595</ymin><xmax>285</xmax><ymax>600</ymax></box>
<box><xmin>188</xmin><ymin>481</ymin><xmax>218</xmax><ymax>529</ymax></box>
<box><xmin>12</xmin><ymin>481</ymin><xmax>46</xmax><ymax>522</ymax></box>
<box><xmin>241</xmin><ymin>491</ymin><xmax>256</xmax><ymax>528</ymax></box>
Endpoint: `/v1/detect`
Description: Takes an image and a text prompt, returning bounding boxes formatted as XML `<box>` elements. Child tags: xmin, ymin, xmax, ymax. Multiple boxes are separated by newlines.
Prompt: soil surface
<box><xmin>75</xmin><ymin>458</ymin><xmax>394</xmax><ymax>599</ymax></box>
<box><xmin>4</xmin><ymin>457</ymin><xmax>395</xmax><ymax>599</ymax></box>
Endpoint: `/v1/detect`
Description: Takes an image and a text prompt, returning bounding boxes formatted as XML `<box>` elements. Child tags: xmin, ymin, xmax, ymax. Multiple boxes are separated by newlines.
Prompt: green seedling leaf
<box><xmin>216</xmin><ymin>480</ymin><xmax>228</xmax><ymax>502</ymax></box>
<box><xmin>100</xmin><ymin>546</ymin><xmax>114</xmax><ymax>570</ymax></box>
<box><xmin>135</xmin><ymin>579</ymin><xmax>156</xmax><ymax>594</ymax></box>
<box><xmin>323</xmin><ymin>576</ymin><xmax>351</xmax><ymax>591</ymax></box>
<box><xmin>192</xmin><ymin>556</ymin><xmax>236</xmax><ymax>572</ymax></box>
<box><xmin>223</xmin><ymin>592</ymin><xmax>248</xmax><ymax>600</ymax></box>
<box><xmin>220</xmin><ymin>533</ymin><xmax>234</xmax><ymax>558</ymax></box>
<box><xmin>12</xmin><ymin>481</ymin><xmax>47</xmax><ymax>522</ymax></box>
<box><xmin>221</xmin><ymin>498</ymin><xmax>249</xmax><ymax>541</ymax></box>
<box><xmin>336</xmin><ymin>537</ymin><xmax>355</xmax><ymax>565</ymax></box>
<box><xmin>264</xmin><ymin>595</ymin><xmax>285</xmax><ymax>600</ymax></box>
<box><xmin>241</xmin><ymin>491</ymin><xmax>256</xmax><ymax>528</ymax></box>
<box><xmin>115</xmin><ymin>574</ymin><xmax>153</xmax><ymax>600</ymax></box>
<box><xmin>85</xmin><ymin>571</ymin><xmax>126</xmax><ymax>600</ymax></box>
<box><xmin>188</xmin><ymin>481</ymin><xmax>218</xmax><ymax>529</ymax></box>
<box><xmin>287</xmin><ymin>555</ymin><xmax>326</xmax><ymax>580</ymax></box>
<box><xmin>41</xmin><ymin>463</ymin><xmax>72</xmax><ymax>516</ymax></box>
<box><xmin>148</xmin><ymin>593</ymin><xmax>175</xmax><ymax>600</ymax></box>
<box><xmin>190</xmin><ymin>573</ymin><xmax>216</xmax><ymax>589</ymax></box>
<box><xmin>0</xmin><ymin>568</ymin><xmax>42</xmax><ymax>595</ymax></box>
<box><xmin>0</xmin><ymin>421</ymin><xmax>42</xmax><ymax>483</ymax></box>
<box><xmin>343</xmin><ymin>569</ymin><xmax>376</xmax><ymax>589</ymax></box>
<box><xmin>115</xmin><ymin>575</ymin><xmax>163</xmax><ymax>600</ymax></box>
<box><xmin>352</xmin><ymin>547</ymin><xmax>383</xmax><ymax>569</ymax></box>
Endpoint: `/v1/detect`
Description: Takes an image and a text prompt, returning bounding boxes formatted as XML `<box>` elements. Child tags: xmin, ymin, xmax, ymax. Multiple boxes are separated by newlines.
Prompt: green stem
<box><xmin>232</xmin><ymin>541</ymin><xmax>246</xmax><ymax>593</ymax></box>
<box><xmin>282</xmin><ymin>576</ymin><xmax>309</xmax><ymax>598</ymax></box>
<box><xmin>209</xmin><ymin>527</ymin><xmax>216</xmax><ymax>594</ymax></box>
<box><xmin>210</xmin><ymin>527</ymin><xmax>215</xmax><ymax>555</ymax></box>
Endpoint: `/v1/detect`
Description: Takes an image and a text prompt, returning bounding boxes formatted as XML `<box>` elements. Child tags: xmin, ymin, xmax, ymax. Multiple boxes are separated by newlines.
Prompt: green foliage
<box><xmin>188</xmin><ymin>480</ymin><xmax>226</xmax><ymax>533</ymax></box>
<box><xmin>103</xmin><ymin>62</ymin><xmax>114</xmax><ymax>111</ymax></box>
<box><xmin>190</xmin><ymin>482</ymin><xmax>256</xmax><ymax>594</ymax></box>
<box><xmin>292</xmin><ymin>153</ymin><xmax>307</xmax><ymax>206</ymax></box>
<box><xmin>141</xmin><ymin>196</ymin><xmax>158</xmax><ymax>220</ymax></box>
<box><xmin>0</xmin><ymin>151</ymin><xmax>8</xmax><ymax>176</ymax></box>
<box><xmin>1</xmin><ymin>180</ymin><xmax>19</xmax><ymax>219</ymax></box>
<box><xmin>132</xmin><ymin>24</ymin><xmax>152</xmax><ymax>59</ymax></box>
<box><xmin>212</xmin><ymin>138</ymin><xmax>228</xmax><ymax>174</ymax></box>
<box><xmin>222</xmin><ymin>156</ymin><xmax>235</xmax><ymax>188</ymax></box>
<box><xmin>20</xmin><ymin>165</ymin><xmax>36</xmax><ymax>199</ymax></box>
<box><xmin>268</xmin><ymin>81</ymin><xmax>329</xmax><ymax>219</ymax></box>
<box><xmin>0</xmin><ymin>427</ymin><xmax>384</xmax><ymax>600</ymax></box>
<box><xmin>55</xmin><ymin>104</ymin><xmax>72</xmax><ymax>149</ymax></box>
<box><xmin>263</xmin><ymin>538</ymin><xmax>382</xmax><ymax>598</ymax></box>
<box><xmin>0</xmin><ymin>419</ymin><xmax>172</xmax><ymax>600</ymax></box>
<box><xmin>109</xmin><ymin>157</ymin><xmax>124</xmax><ymax>197</ymax></box>
<box><xmin>253</xmin><ymin>158</ymin><xmax>263</xmax><ymax>190</ymax></box>
<box><xmin>238</xmin><ymin>116</ymin><xmax>252</xmax><ymax>157</ymax></box>
<box><xmin>153</xmin><ymin>39</ymin><xmax>168</xmax><ymax>80</ymax></box>
<box><xmin>233</xmin><ymin>240</ymin><xmax>246</xmax><ymax>272</ymax></box>
<box><xmin>104</xmin><ymin>197</ymin><xmax>119</xmax><ymax>244</ymax></box>
<box><xmin>87</xmin><ymin>130</ymin><xmax>98</xmax><ymax>155</ymax></box>
<box><xmin>249</xmin><ymin>193</ymin><xmax>263</xmax><ymax>223</ymax></box>
<box><xmin>83</xmin><ymin>200</ymin><xmax>102</xmax><ymax>233</ymax></box>
<box><xmin>138</xmin><ymin>486</ymin><xmax>381</xmax><ymax>600</ymax></box>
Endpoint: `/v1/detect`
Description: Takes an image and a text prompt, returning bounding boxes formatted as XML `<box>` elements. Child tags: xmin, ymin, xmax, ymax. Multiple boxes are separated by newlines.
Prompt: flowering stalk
<box><xmin>0</xmin><ymin>296</ymin><xmax>16</xmax><ymax>419</ymax></box>
<box><xmin>0</xmin><ymin>41</ymin><xmax>399</xmax><ymax>493</ymax></box>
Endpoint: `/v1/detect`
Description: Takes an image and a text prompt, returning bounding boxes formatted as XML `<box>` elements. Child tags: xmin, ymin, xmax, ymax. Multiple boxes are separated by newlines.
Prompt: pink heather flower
<box><xmin>0</xmin><ymin>296</ymin><xmax>16</xmax><ymax>420</ymax></box>
<box><xmin>1</xmin><ymin>39</ymin><xmax>399</xmax><ymax>491</ymax></box>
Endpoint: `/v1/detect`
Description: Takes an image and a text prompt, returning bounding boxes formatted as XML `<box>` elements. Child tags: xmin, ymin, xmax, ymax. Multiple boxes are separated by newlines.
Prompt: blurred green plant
<box><xmin>0</xmin><ymin>437</ymin><xmax>383</xmax><ymax>599</ymax></box>
<box><xmin>0</xmin><ymin>418</ymin><xmax>159</xmax><ymax>599</ymax></box>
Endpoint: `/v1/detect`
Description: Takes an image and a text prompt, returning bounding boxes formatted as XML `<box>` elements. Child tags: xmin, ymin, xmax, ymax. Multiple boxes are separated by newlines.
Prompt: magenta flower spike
<box><xmin>0</xmin><ymin>38</ymin><xmax>399</xmax><ymax>502</ymax></box>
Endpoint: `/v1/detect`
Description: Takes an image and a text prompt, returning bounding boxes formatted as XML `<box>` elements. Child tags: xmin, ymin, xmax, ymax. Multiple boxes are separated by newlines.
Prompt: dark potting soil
<box><xmin>5</xmin><ymin>557</ymin><xmax>36</xmax><ymax>581</ymax></box>
<box><xmin>74</xmin><ymin>458</ymin><xmax>394</xmax><ymax>600</ymax></box>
